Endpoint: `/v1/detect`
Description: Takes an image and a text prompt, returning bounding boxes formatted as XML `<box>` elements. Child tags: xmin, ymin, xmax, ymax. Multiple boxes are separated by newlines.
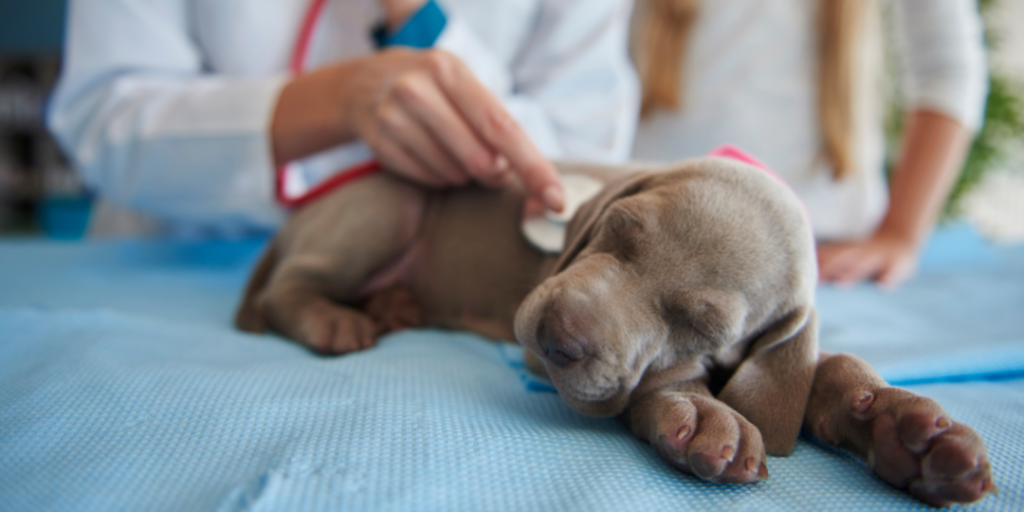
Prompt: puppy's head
<box><xmin>514</xmin><ymin>158</ymin><xmax>817</xmax><ymax>418</ymax></box>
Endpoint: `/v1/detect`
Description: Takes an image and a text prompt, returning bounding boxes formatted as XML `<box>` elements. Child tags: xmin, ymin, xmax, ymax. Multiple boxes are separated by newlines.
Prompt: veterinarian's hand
<box><xmin>271</xmin><ymin>49</ymin><xmax>565</xmax><ymax>212</ymax></box>
<box><xmin>817</xmin><ymin>231</ymin><xmax>919</xmax><ymax>289</ymax></box>
<box><xmin>349</xmin><ymin>49</ymin><xmax>563</xmax><ymax>211</ymax></box>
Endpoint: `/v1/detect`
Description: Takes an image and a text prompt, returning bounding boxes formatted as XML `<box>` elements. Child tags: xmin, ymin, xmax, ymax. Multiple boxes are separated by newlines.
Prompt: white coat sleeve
<box><xmin>893</xmin><ymin>0</ymin><xmax>988</xmax><ymax>132</ymax></box>
<box><xmin>435</xmin><ymin>0</ymin><xmax>640</xmax><ymax>163</ymax></box>
<box><xmin>47</xmin><ymin>0</ymin><xmax>287</xmax><ymax>229</ymax></box>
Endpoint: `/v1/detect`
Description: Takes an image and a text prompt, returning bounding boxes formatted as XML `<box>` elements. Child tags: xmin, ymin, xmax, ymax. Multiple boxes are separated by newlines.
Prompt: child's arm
<box><xmin>817</xmin><ymin>109</ymin><xmax>972</xmax><ymax>288</ymax></box>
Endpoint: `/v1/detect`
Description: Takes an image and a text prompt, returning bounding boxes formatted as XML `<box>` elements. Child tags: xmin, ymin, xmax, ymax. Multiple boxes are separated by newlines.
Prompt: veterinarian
<box><xmin>631</xmin><ymin>0</ymin><xmax>987</xmax><ymax>288</ymax></box>
<box><xmin>47</xmin><ymin>0</ymin><xmax>639</xmax><ymax>234</ymax></box>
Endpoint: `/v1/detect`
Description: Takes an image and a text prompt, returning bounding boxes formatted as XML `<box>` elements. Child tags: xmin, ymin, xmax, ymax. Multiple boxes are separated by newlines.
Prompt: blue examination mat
<box><xmin>1</xmin><ymin>223</ymin><xmax>1022</xmax><ymax>511</ymax></box>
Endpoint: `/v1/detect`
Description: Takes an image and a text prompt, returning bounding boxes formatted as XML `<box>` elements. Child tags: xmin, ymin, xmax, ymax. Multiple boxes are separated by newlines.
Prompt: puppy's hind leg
<box><xmin>262</xmin><ymin>261</ymin><xmax>380</xmax><ymax>355</ymax></box>
<box><xmin>804</xmin><ymin>353</ymin><xmax>996</xmax><ymax>507</ymax></box>
<box><xmin>259</xmin><ymin>174</ymin><xmax>427</xmax><ymax>355</ymax></box>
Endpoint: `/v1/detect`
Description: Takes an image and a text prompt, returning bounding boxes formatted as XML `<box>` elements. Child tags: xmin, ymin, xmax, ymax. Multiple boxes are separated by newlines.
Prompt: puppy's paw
<box><xmin>852</xmin><ymin>388</ymin><xmax>995</xmax><ymax>507</ymax></box>
<box><xmin>650</xmin><ymin>394</ymin><xmax>768</xmax><ymax>484</ymax></box>
<box><xmin>300</xmin><ymin>301</ymin><xmax>378</xmax><ymax>355</ymax></box>
<box><xmin>364</xmin><ymin>286</ymin><xmax>423</xmax><ymax>334</ymax></box>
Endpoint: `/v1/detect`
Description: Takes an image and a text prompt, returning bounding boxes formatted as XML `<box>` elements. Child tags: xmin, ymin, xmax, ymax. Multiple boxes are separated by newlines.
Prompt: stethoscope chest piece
<box><xmin>521</xmin><ymin>174</ymin><xmax>604</xmax><ymax>254</ymax></box>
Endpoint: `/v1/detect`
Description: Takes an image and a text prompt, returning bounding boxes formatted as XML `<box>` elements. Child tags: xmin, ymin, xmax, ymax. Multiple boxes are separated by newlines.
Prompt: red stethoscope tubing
<box><xmin>275</xmin><ymin>0</ymin><xmax>382</xmax><ymax>208</ymax></box>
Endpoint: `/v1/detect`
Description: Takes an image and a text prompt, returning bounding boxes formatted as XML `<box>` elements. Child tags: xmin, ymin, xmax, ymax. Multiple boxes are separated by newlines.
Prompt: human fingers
<box><xmin>425</xmin><ymin>51</ymin><xmax>565</xmax><ymax>211</ymax></box>
<box><xmin>364</xmin><ymin>126</ymin><xmax>448</xmax><ymax>188</ymax></box>
<box><xmin>391</xmin><ymin>67</ymin><xmax>507</xmax><ymax>187</ymax></box>
<box><xmin>376</xmin><ymin>96</ymin><xmax>469</xmax><ymax>186</ymax></box>
<box><xmin>876</xmin><ymin>251</ymin><xmax>917</xmax><ymax>290</ymax></box>
<box><xmin>832</xmin><ymin>248</ymin><xmax>885</xmax><ymax>286</ymax></box>
<box><xmin>817</xmin><ymin>243</ymin><xmax>860</xmax><ymax>283</ymax></box>
<box><xmin>481</xmin><ymin>156</ymin><xmax>514</xmax><ymax>189</ymax></box>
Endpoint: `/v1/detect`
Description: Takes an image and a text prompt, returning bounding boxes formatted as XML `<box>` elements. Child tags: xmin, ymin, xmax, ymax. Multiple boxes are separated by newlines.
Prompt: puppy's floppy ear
<box><xmin>717</xmin><ymin>307</ymin><xmax>819</xmax><ymax>455</ymax></box>
<box><xmin>553</xmin><ymin>172</ymin><xmax>655</xmax><ymax>274</ymax></box>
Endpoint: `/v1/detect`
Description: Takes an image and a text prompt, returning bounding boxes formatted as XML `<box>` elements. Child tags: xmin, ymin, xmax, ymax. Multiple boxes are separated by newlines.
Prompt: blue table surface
<box><xmin>1</xmin><ymin>223</ymin><xmax>1022</xmax><ymax>511</ymax></box>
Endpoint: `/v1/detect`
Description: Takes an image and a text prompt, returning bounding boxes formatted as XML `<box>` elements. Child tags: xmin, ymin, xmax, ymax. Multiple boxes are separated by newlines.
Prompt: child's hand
<box><xmin>817</xmin><ymin>231</ymin><xmax>920</xmax><ymax>290</ymax></box>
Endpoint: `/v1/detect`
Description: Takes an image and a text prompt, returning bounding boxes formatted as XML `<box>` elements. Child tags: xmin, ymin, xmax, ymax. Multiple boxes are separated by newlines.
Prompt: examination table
<box><xmin>1</xmin><ymin>224</ymin><xmax>1021</xmax><ymax>511</ymax></box>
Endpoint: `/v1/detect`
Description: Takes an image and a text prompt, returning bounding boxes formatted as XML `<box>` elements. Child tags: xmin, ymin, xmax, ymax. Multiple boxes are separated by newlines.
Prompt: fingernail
<box><xmin>676</xmin><ymin>425</ymin><xmax>691</xmax><ymax>440</ymax></box>
<box><xmin>982</xmin><ymin>479</ymin><xmax>999</xmax><ymax>495</ymax></box>
<box><xmin>758</xmin><ymin>462</ymin><xmax>770</xmax><ymax>480</ymax></box>
<box><xmin>853</xmin><ymin>393</ymin><xmax>874</xmax><ymax>414</ymax></box>
<box><xmin>745</xmin><ymin>457</ymin><xmax>757</xmax><ymax>472</ymax></box>
<box><xmin>936</xmin><ymin>416</ymin><xmax>951</xmax><ymax>429</ymax></box>
<box><xmin>721</xmin><ymin>446</ymin><xmax>735</xmax><ymax>462</ymax></box>
<box><xmin>543</xmin><ymin>184</ymin><xmax>564</xmax><ymax>213</ymax></box>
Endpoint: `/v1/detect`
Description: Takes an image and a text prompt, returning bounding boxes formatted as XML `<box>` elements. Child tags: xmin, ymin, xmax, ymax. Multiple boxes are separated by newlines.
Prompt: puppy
<box><xmin>236</xmin><ymin>157</ymin><xmax>993</xmax><ymax>506</ymax></box>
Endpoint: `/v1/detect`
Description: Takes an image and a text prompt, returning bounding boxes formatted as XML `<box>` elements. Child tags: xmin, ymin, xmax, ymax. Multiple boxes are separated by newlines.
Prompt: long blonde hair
<box><xmin>636</xmin><ymin>0</ymin><xmax>873</xmax><ymax>180</ymax></box>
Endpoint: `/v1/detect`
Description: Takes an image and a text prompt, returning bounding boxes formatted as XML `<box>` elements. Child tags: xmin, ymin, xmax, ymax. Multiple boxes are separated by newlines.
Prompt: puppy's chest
<box><xmin>651</xmin><ymin>338</ymin><xmax>751</xmax><ymax>389</ymax></box>
<box><xmin>407</xmin><ymin>188</ymin><xmax>555</xmax><ymax>339</ymax></box>
<box><xmin>702</xmin><ymin>348</ymin><xmax>750</xmax><ymax>392</ymax></box>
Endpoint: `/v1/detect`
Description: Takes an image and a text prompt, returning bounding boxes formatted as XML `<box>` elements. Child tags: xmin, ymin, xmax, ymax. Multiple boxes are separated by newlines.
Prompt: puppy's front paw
<box><xmin>300</xmin><ymin>301</ymin><xmax>378</xmax><ymax>355</ymax></box>
<box><xmin>647</xmin><ymin>393</ymin><xmax>768</xmax><ymax>484</ymax></box>
<box><xmin>855</xmin><ymin>388</ymin><xmax>995</xmax><ymax>507</ymax></box>
<box><xmin>812</xmin><ymin>384</ymin><xmax>996</xmax><ymax>507</ymax></box>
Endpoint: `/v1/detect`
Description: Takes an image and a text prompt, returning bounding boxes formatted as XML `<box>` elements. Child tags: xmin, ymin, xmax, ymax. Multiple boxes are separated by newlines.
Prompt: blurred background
<box><xmin>0</xmin><ymin>0</ymin><xmax>1021</xmax><ymax>240</ymax></box>
<box><xmin>0</xmin><ymin>0</ymin><xmax>81</xmax><ymax>238</ymax></box>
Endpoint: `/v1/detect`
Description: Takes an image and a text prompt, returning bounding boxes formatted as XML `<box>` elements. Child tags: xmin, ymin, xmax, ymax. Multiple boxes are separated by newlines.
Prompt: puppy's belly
<box><xmin>338</xmin><ymin>183</ymin><xmax>555</xmax><ymax>342</ymax></box>
<box><xmin>350</xmin><ymin>244</ymin><xmax>526</xmax><ymax>343</ymax></box>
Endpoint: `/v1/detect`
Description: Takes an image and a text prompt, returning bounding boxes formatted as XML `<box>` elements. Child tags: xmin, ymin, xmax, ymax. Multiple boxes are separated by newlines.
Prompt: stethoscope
<box><xmin>274</xmin><ymin>0</ymin><xmax>608</xmax><ymax>256</ymax></box>
<box><xmin>275</xmin><ymin>0</ymin><xmax>382</xmax><ymax>208</ymax></box>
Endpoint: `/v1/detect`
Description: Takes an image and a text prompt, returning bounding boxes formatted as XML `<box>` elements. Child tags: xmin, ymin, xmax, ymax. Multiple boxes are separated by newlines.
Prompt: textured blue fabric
<box><xmin>1</xmin><ymin>224</ymin><xmax>1022</xmax><ymax>511</ymax></box>
<box><xmin>0</xmin><ymin>313</ymin><xmax>1020</xmax><ymax>511</ymax></box>
<box><xmin>816</xmin><ymin>223</ymin><xmax>1024</xmax><ymax>385</ymax></box>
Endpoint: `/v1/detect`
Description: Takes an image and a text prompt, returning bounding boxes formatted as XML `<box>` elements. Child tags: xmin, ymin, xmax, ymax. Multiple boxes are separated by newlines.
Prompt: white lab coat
<box><xmin>49</xmin><ymin>0</ymin><xmax>640</xmax><ymax>233</ymax></box>
<box><xmin>631</xmin><ymin>0</ymin><xmax>988</xmax><ymax>241</ymax></box>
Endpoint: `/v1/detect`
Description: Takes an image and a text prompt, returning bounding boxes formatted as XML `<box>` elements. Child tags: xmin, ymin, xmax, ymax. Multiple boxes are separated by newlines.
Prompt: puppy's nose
<box><xmin>536</xmin><ymin>313</ymin><xmax>588</xmax><ymax>367</ymax></box>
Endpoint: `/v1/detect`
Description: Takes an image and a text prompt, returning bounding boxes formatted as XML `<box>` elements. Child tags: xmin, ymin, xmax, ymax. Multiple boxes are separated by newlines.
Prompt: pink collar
<box><xmin>708</xmin><ymin>145</ymin><xmax>783</xmax><ymax>184</ymax></box>
<box><xmin>707</xmin><ymin>145</ymin><xmax>809</xmax><ymax>220</ymax></box>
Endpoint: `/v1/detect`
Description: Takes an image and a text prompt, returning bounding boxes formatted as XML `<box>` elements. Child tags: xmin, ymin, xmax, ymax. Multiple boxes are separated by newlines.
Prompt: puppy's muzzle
<box><xmin>536</xmin><ymin>310</ymin><xmax>590</xmax><ymax>367</ymax></box>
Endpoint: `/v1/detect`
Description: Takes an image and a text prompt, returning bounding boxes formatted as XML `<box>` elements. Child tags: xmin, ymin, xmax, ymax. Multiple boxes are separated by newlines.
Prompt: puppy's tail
<box><xmin>234</xmin><ymin>240</ymin><xmax>278</xmax><ymax>333</ymax></box>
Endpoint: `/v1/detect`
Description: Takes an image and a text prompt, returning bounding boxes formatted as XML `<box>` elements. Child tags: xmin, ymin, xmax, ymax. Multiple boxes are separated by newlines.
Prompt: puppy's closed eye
<box><xmin>662</xmin><ymin>290</ymin><xmax>747</xmax><ymax>351</ymax></box>
<box><xmin>662</xmin><ymin>304</ymin><xmax>718</xmax><ymax>354</ymax></box>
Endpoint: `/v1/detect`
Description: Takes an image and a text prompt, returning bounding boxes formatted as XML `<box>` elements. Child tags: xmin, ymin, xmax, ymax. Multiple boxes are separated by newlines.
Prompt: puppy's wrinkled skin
<box><xmin>236</xmin><ymin>158</ymin><xmax>993</xmax><ymax>505</ymax></box>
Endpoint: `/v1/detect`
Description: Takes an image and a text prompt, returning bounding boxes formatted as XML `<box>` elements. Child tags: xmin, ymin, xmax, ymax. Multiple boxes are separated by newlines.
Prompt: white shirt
<box><xmin>49</xmin><ymin>0</ymin><xmax>640</xmax><ymax>232</ymax></box>
<box><xmin>631</xmin><ymin>0</ymin><xmax>987</xmax><ymax>241</ymax></box>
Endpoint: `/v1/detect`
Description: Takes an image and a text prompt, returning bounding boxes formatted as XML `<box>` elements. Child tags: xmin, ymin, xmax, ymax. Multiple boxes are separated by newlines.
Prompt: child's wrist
<box><xmin>874</xmin><ymin>222</ymin><xmax>926</xmax><ymax>252</ymax></box>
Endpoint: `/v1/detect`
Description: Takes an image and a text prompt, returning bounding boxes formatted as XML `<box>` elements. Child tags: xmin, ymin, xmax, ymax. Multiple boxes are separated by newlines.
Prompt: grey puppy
<box><xmin>236</xmin><ymin>158</ymin><xmax>994</xmax><ymax>506</ymax></box>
